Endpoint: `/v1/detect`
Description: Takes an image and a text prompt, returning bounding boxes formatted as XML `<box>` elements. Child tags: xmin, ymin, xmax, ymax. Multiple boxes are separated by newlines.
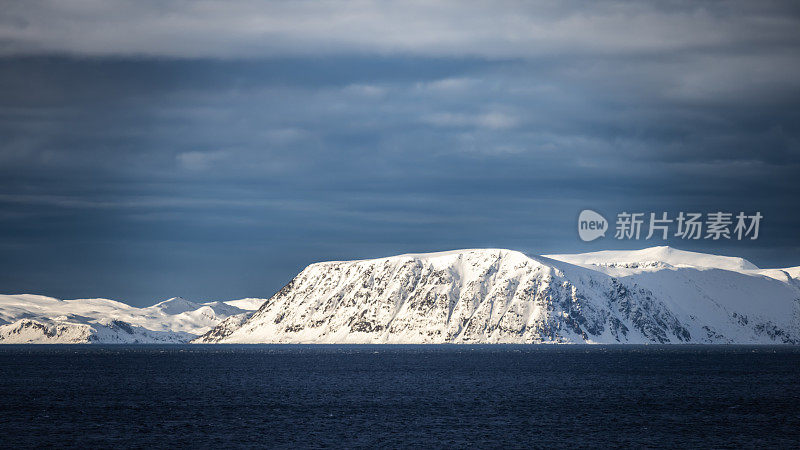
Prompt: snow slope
<box><xmin>223</xmin><ymin>298</ymin><xmax>267</xmax><ymax>311</ymax></box>
<box><xmin>544</xmin><ymin>246</ymin><xmax>759</xmax><ymax>271</ymax></box>
<box><xmin>0</xmin><ymin>295</ymin><xmax>263</xmax><ymax>343</ymax></box>
<box><xmin>196</xmin><ymin>247</ymin><xmax>800</xmax><ymax>344</ymax></box>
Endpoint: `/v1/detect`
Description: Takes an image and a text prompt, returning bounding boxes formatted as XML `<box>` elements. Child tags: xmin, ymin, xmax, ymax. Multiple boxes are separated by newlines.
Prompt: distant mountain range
<box><xmin>3</xmin><ymin>246</ymin><xmax>799</xmax><ymax>344</ymax></box>
<box><xmin>0</xmin><ymin>296</ymin><xmax>263</xmax><ymax>343</ymax></box>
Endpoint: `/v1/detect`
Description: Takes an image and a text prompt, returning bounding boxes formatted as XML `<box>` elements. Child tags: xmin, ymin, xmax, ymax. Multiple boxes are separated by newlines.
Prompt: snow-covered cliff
<box><xmin>196</xmin><ymin>247</ymin><xmax>800</xmax><ymax>344</ymax></box>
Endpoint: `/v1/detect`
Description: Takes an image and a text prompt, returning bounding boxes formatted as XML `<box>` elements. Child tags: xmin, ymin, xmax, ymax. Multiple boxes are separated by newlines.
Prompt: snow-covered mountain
<box><xmin>196</xmin><ymin>247</ymin><xmax>800</xmax><ymax>344</ymax></box>
<box><xmin>4</xmin><ymin>246</ymin><xmax>798</xmax><ymax>344</ymax></box>
<box><xmin>0</xmin><ymin>295</ymin><xmax>264</xmax><ymax>343</ymax></box>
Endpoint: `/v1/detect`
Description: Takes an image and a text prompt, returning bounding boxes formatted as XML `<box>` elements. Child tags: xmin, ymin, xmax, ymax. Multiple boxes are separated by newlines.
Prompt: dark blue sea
<box><xmin>1</xmin><ymin>345</ymin><xmax>799</xmax><ymax>448</ymax></box>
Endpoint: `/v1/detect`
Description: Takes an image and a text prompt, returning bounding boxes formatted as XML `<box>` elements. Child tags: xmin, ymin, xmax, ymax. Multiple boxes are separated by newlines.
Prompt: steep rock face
<box><xmin>197</xmin><ymin>248</ymin><xmax>800</xmax><ymax>344</ymax></box>
<box><xmin>194</xmin><ymin>313</ymin><xmax>252</xmax><ymax>343</ymax></box>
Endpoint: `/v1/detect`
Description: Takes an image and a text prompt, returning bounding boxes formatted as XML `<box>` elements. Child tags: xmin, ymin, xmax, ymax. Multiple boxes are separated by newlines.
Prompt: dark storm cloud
<box><xmin>0</xmin><ymin>1</ymin><xmax>799</xmax><ymax>305</ymax></box>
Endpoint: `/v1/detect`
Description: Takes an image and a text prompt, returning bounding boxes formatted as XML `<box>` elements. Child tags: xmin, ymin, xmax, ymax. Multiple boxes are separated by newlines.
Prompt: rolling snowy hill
<box><xmin>196</xmin><ymin>247</ymin><xmax>800</xmax><ymax>344</ymax></box>
<box><xmin>544</xmin><ymin>246</ymin><xmax>759</xmax><ymax>271</ymax></box>
<box><xmin>0</xmin><ymin>295</ymin><xmax>264</xmax><ymax>343</ymax></box>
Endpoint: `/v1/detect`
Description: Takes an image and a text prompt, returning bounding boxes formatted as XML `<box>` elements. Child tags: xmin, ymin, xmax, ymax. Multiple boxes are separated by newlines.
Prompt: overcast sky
<box><xmin>1</xmin><ymin>1</ymin><xmax>799</xmax><ymax>306</ymax></box>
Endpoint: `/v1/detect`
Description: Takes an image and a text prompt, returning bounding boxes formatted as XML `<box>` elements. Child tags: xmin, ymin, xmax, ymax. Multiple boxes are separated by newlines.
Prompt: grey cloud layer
<box><xmin>2</xmin><ymin>1</ymin><xmax>800</xmax><ymax>58</ymax></box>
<box><xmin>0</xmin><ymin>1</ymin><xmax>799</xmax><ymax>305</ymax></box>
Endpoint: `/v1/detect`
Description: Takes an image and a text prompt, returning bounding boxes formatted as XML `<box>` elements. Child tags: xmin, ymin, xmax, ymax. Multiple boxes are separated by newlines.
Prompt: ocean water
<box><xmin>1</xmin><ymin>345</ymin><xmax>799</xmax><ymax>448</ymax></box>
